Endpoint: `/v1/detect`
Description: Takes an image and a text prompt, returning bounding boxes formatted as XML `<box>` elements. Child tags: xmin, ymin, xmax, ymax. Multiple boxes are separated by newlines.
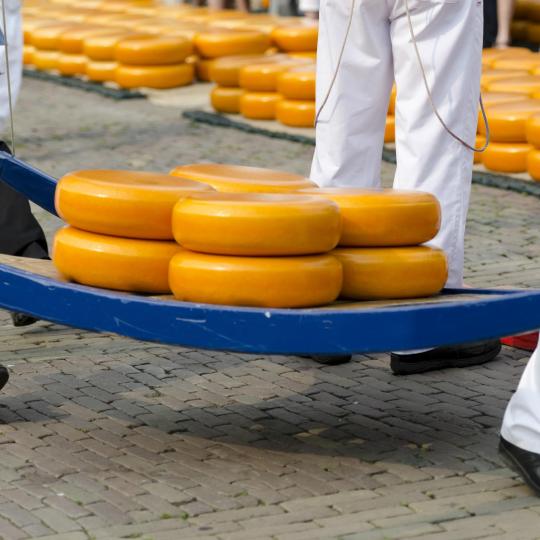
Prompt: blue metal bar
<box><xmin>0</xmin><ymin>261</ymin><xmax>539</xmax><ymax>355</ymax></box>
<box><xmin>0</xmin><ymin>151</ymin><xmax>58</xmax><ymax>216</ymax></box>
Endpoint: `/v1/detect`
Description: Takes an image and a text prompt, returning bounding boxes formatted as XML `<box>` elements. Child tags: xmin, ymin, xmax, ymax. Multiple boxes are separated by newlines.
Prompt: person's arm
<box><xmin>299</xmin><ymin>0</ymin><xmax>319</xmax><ymax>19</ymax></box>
<box><xmin>495</xmin><ymin>0</ymin><xmax>516</xmax><ymax>48</ymax></box>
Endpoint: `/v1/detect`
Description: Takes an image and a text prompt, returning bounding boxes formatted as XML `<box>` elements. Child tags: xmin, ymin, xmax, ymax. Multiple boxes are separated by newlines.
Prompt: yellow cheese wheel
<box><xmin>84</xmin><ymin>32</ymin><xmax>149</xmax><ymax>61</ymax></box>
<box><xmin>277</xmin><ymin>66</ymin><xmax>315</xmax><ymax>100</ymax></box>
<box><xmin>54</xmin><ymin>227</ymin><xmax>181</xmax><ymax>293</ymax></box>
<box><xmin>23</xmin><ymin>45</ymin><xmax>35</xmax><ymax>65</ymax></box>
<box><xmin>528</xmin><ymin>149</ymin><xmax>540</xmax><ymax>180</ymax></box>
<box><xmin>474</xmin><ymin>135</ymin><xmax>486</xmax><ymax>164</ymax></box>
<box><xmin>527</xmin><ymin>113</ymin><xmax>540</xmax><ymax>147</ymax></box>
<box><xmin>528</xmin><ymin>22</ymin><xmax>540</xmax><ymax>43</ymax></box>
<box><xmin>271</xmin><ymin>24</ymin><xmax>318</xmax><ymax>52</ymax></box>
<box><xmin>195</xmin><ymin>29</ymin><xmax>271</xmax><ymax>59</ymax></box>
<box><xmin>333</xmin><ymin>247</ymin><xmax>448</xmax><ymax>300</ymax></box>
<box><xmin>300</xmin><ymin>188</ymin><xmax>440</xmax><ymax>247</ymax></box>
<box><xmin>486</xmin><ymin>75</ymin><xmax>540</xmax><ymax>97</ymax></box>
<box><xmin>240</xmin><ymin>92</ymin><xmax>281</xmax><ymax>120</ymax></box>
<box><xmin>33</xmin><ymin>50</ymin><xmax>61</xmax><ymax>71</ymax></box>
<box><xmin>479</xmin><ymin>99</ymin><xmax>540</xmax><ymax>142</ymax></box>
<box><xmin>86</xmin><ymin>60</ymin><xmax>118</xmax><ymax>82</ymax></box>
<box><xmin>482</xmin><ymin>142</ymin><xmax>533</xmax><ymax>173</ymax></box>
<box><xmin>287</xmin><ymin>51</ymin><xmax>317</xmax><ymax>60</ymax></box>
<box><xmin>23</xmin><ymin>18</ymin><xmax>58</xmax><ymax>44</ymax></box>
<box><xmin>239</xmin><ymin>60</ymin><xmax>309</xmax><ymax>91</ymax></box>
<box><xmin>30</xmin><ymin>22</ymin><xmax>80</xmax><ymax>50</ymax></box>
<box><xmin>385</xmin><ymin>115</ymin><xmax>395</xmax><ymax>143</ymax></box>
<box><xmin>57</xmin><ymin>53</ymin><xmax>88</xmax><ymax>76</ymax></box>
<box><xmin>276</xmin><ymin>99</ymin><xmax>315</xmax><ymax>127</ymax></box>
<box><xmin>210</xmin><ymin>86</ymin><xmax>244</xmax><ymax>114</ymax></box>
<box><xmin>116</xmin><ymin>63</ymin><xmax>194</xmax><ymax>89</ymax></box>
<box><xmin>194</xmin><ymin>58</ymin><xmax>213</xmax><ymax>81</ymax></box>
<box><xmin>172</xmin><ymin>193</ymin><xmax>340</xmax><ymax>256</ymax></box>
<box><xmin>115</xmin><ymin>36</ymin><xmax>193</xmax><ymax>65</ymax></box>
<box><xmin>388</xmin><ymin>86</ymin><xmax>396</xmax><ymax>115</ymax></box>
<box><xmin>59</xmin><ymin>26</ymin><xmax>126</xmax><ymax>54</ymax></box>
<box><xmin>511</xmin><ymin>20</ymin><xmax>530</xmax><ymax>42</ymax></box>
<box><xmin>169</xmin><ymin>251</ymin><xmax>342</xmax><ymax>308</ymax></box>
<box><xmin>170</xmin><ymin>164</ymin><xmax>316</xmax><ymax>193</ymax></box>
<box><xmin>209</xmin><ymin>54</ymin><xmax>285</xmax><ymax>87</ymax></box>
<box><xmin>481</xmin><ymin>47</ymin><xmax>534</xmax><ymax>69</ymax></box>
<box><xmin>491</xmin><ymin>57</ymin><xmax>540</xmax><ymax>72</ymax></box>
<box><xmin>480</xmin><ymin>69</ymin><xmax>530</xmax><ymax>90</ymax></box>
<box><xmin>56</xmin><ymin>169</ymin><xmax>213</xmax><ymax>239</ymax></box>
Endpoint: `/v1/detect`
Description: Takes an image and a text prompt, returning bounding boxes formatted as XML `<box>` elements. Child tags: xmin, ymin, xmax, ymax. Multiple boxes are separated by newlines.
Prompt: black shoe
<box><xmin>0</xmin><ymin>366</ymin><xmax>9</xmax><ymax>391</ymax></box>
<box><xmin>11</xmin><ymin>312</ymin><xmax>39</xmax><ymax>327</ymax></box>
<box><xmin>499</xmin><ymin>436</ymin><xmax>540</xmax><ymax>496</ymax></box>
<box><xmin>390</xmin><ymin>339</ymin><xmax>502</xmax><ymax>375</ymax></box>
<box><xmin>307</xmin><ymin>355</ymin><xmax>352</xmax><ymax>365</ymax></box>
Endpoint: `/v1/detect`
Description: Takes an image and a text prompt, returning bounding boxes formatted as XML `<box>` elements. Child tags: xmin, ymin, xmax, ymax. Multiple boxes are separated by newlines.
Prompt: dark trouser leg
<box><xmin>483</xmin><ymin>0</ymin><xmax>498</xmax><ymax>48</ymax></box>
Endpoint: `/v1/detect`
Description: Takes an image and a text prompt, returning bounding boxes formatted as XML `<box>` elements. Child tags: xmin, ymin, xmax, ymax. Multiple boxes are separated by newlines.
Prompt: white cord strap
<box><xmin>1</xmin><ymin>0</ymin><xmax>16</xmax><ymax>155</ymax></box>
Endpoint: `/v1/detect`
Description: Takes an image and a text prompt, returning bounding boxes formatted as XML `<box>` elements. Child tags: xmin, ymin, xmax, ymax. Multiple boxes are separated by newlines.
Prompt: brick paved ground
<box><xmin>0</xmin><ymin>79</ymin><xmax>539</xmax><ymax>539</ymax></box>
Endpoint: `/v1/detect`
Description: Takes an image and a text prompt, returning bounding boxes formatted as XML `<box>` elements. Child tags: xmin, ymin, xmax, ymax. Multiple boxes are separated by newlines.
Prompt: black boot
<box><xmin>499</xmin><ymin>436</ymin><xmax>540</xmax><ymax>496</ymax></box>
<box><xmin>390</xmin><ymin>340</ymin><xmax>502</xmax><ymax>375</ymax></box>
<box><xmin>306</xmin><ymin>355</ymin><xmax>352</xmax><ymax>365</ymax></box>
<box><xmin>0</xmin><ymin>366</ymin><xmax>9</xmax><ymax>391</ymax></box>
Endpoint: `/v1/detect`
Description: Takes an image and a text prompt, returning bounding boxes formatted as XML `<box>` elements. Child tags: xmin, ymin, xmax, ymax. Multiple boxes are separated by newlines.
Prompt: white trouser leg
<box><xmin>501</xmin><ymin>344</ymin><xmax>540</xmax><ymax>454</ymax></box>
<box><xmin>0</xmin><ymin>0</ymin><xmax>22</xmax><ymax>131</ymax></box>
<box><xmin>310</xmin><ymin>0</ymin><xmax>393</xmax><ymax>188</ymax></box>
<box><xmin>390</xmin><ymin>0</ymin><xmax>483</xmax><ymax>288</ymax></box>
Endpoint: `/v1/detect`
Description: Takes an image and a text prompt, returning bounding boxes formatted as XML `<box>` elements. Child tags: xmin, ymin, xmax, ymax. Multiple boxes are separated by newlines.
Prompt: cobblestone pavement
<box><xmin>0</xmin><ymin>79</ymin><xmax>539</xmax><ymax>540</ymax></box>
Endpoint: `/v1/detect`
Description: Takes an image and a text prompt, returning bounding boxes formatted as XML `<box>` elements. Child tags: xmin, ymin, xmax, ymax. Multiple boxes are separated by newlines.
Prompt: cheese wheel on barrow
<box><xmin>170</xmin><ymin>164</ymin><xmax>316</xmax><ymax>193</ymax></box>
<box><xmin>333</xmin><ymin>246</ymin><xmax>448</xmax><ymax>300</ymax></box>
<box><xmin>276</xmin><ymin>99</ymin><xmax>315</xmax><ymax>127</ymax></box>
<box><xmin>33</xmin><ymin>50</ymin><xmax>61</xmax><ymax>71</ymax></box>
<box><xmin>23</xmin><ymin>45</ymin><xmax>35</xmax><ymax>65</ymax></box>
<box><xmin>528</xmin><ymin>149</ymin><xmax>540</xmax><ymax>181</ymax></box>
<box><xmin>59</xmin><ymin>26</ymin><xmax>127</xmax><ymax>54</ymax></box>
<box><xmin>300</xmin><ymin>188</ymin><xmax>440</xmax><ymax>247</ymax></box>
<box><xmin>84</xmin><ymin>32</ymin><xmax>151</xmax><ymax>61</ymax></box>
<box><xmin>277</xmin><ymin>65</ymin><xmax>315</xmax><ymax>100</ymax></box>
<box><xmin>30</xmin><ymin>22</ymin><xmax>80</xmax><ymax>50</ymax></box>
<box><xmin>211</xmin><ymin>86</ymin><xmax>244</xmax><ymax>114</ymax></box>
<box><xmin>271</xmin><ymin>24</ymin><xmax>318</xmax><ymax>52</ymax></box>
<box><xmin>53</xmin><ymin>227</ymin><xmax>181</xmax><ymax>293</ymax></box>
<box><xmin>240</xmin><ymin>92</ymin><xmax>281</xmax><ymax>119</ymax></box>
<box><xmin>239</xmin><ymin>59</ymin><xmax>310</xmax><ymax>91</ymax></box>
<box><xmin>169</xmin><ymin>251</ymin><xmax>343</xmax><ymax>308</ymax></box>
<box><xmin>480</xmin><ymin>69</ymin><xmax>530</xmax><ymax>91</ymax></box>
<box><xmin>478</xmin><ymin>99</ymin><xmax>540</xmax><ymax>142</ymax></box>
<box><xmin>482</xmin><ymin>142</ymin><xmax>533</xmax><ymax>173</ymax></box>
<box><xmin>116</xmin><ymin>63</ymin><xmax>194</xmax><ymax>89</ymax></box>
<box><xmin>115</xmin><ymin>36</ymin><xmax>193</xmax><ymax>65</ymax></box>
<box><xmin>485</xmin><ymin>76</ymin><xmax>540</xmax><ymax>97</ymax></box>
<box><xmin>474</xmin><ymin>135</ymin><xmax>486</xmax><ymax>164</ymax></box>
<box><xmin>55</xmin><ymin>169</ymin><xmax>213</xmax><ymax>239</ymax></box>
<box><xmin>526</xmin><ymin>113</ymin><xmax>540</xmax><ymax>147</ymax></box>
<box><xmin>173</xmin><ymin>193</ymin><xmax>341</xmax><ymax>256</ymax></box>
<box><xmin>210</xmin><ymin>54</ymin><xmax>286</xmax><ymax>87</ymax></box>
<box><xmin>57</xmin><ymin>54</ymin><xmax>88</xmax><ymax>76</ymax></box>
<box><xmin>86</xmin><ymin>60</ymin><xmax>118</xmax><ymax>82</ymax></box>
<box><xmin>194</xmin><ymin>58</ymin><xmax>214</xmax><ymax>82</ymax></box>
<box><xmin>195</xmin><ymin>29</ymin><xmax>271</xmax><ymax>59</ymax></box>
<box><xmin>490</xmin><ymin>56</ymin><xmax>540</xmax><ymax>72</ymax></box>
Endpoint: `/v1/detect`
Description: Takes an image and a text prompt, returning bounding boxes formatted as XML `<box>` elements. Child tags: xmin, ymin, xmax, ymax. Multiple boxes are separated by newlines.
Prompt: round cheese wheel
<box><xmin>84</xmin><ymin>32</ymin><xmax>150</xmax><ymax>61</ymax></box>
<box><xmin>239</xmin><ymin>59</ymin><xmax>309</xmax><ymax>91</ymax></box>
<box><xmin>527</xmin><ymin>113</ymin><xmax>540</xmax><ymax>147</ymax></box>
<box><xmin>194</xmin><ymin>58</ymin><xmax>213</xmax><ymax>81</ymax></box>
<box><xmin>86</xmin><ymin>60</ymin><xmax>118</xmax><ymax>82</ymax></box>
<box><xmin>271</xmin><ymin>24</ymin><xmax>318</xmax><ymax>52</ymax></box>
<box><xmin>388</xmin><ymin>86</ymin><xmax>396</xmax><ymax>115</ymax></box>
<box><xmin>59</xmin><ymin>26</ymin><xmax>126</xmax><ymax>54</ymax></box>
<box><xmin>23</xmin><ymin>19</ymin><xmax>59</xmax><ymax>44</ymax></box>
<box><xmin>287</xmin><ymin>51</ymin><xmax>317</xmax><ymax>60</ymax></box>
<box><xmin>385</xmin><ymin>115</ymin><xmax>395</xmax><ymax>143</ymax></box>
<box><xmin>300</xmin><ymin>188</ymin><xmax>440</xmax><ymax>247</ymax></box>
<box><xmin>333</xmin><ymin>247</ymin><xmax>448</xmax><ymax>300</ymax></box>
<box><xmin>210</xmin><ymin>86</ymin><xmax>244</xmax><ymax>114</ymax></box>
<box><xmin>169</xmin><ymin>251</ymin><xmax>342</xmax><ymax>308</ymax></box>
<box><xmin>482</xmin><ymin>142</ymin><xmax>533</xmax><ymax>173</ymax></box>
<box><xmin>173</xmin><ymin>193</ymin><xmax>340</xmax><ymax>256</ymax></box>
<box><xmin>491</xmin><ymin>57</ymin><xmax>540</xmax><ymax>72</ymax></box>
<box><xmin>277</xmin><ymin>65</ymin><xmax>315</xmax><ymax>100</ymax></box>
<box><xmin>240</xmin><ymin>92</ymin><xmax>281</xmax><ymax>120</ymax></box>
<box><xmin>116</xmin><ymin>63</ymin><xmax>194</xmax><ymax>89</ymax></box>
<box><xmin>485</xmin><ymin>75</ymin><xmax>540</xmax><ymax>97</ymax></box>
<box><xmin>481</xmin><ymin>47</ymin><xmax>534</xmax><ymax>69</ymax></box>
<box><xmin>56</xmin><ymin>169</ymin><xmax>213</xmax><ymax>240</ymax></box>
<box><xmin>276</xmin><ymin>99</ymin><xmax>315</xmax><ymax>127</ymax></box>
<box><xmin>57</xmin><ymin>53</ymin><xmax>88</xmax><ymax>76</ymax></box>
<box><xmin>479</xmin><ymin>99</ymin><xmax>540</xmax><ymax>142</ymax></box>
<box><xmin>528</xmin><ymin>22</ymin><xmax>540</xmax><ymax>43</ymax></box>
<box><xmin>23</xmin><ymin>45</ymin><xmax>35</xmax><ymax>65</ymax></box>
<box><xmin>209</xmin><ymin>53</ymin><xmax>285</xmax><ymax>87</ymax></box>
<box><xmin>53</xmin><ymin>227</ymin><xmax>181</xmax><ymax>293</ymax></box>
<box><xmin>481</xmin><ymin>92</ymin><xmax>529</xmax><ymax>107</ymax></box>
<box><xmin>195</xmin><ymin>29</ymin><xmax>271</xmax><ymax>59</ymax></box>
<box><xmin>528</xmin><ymin>148</ymin><xmax>540</xmax><ymax>180</ymax></box>
<box><xmin>480</xmin><ymin>69</ymin><xmax>530</xmax><ymax>90</ymax></box>
<box><xmin>474</xmin><ymin>135</ymin><xmax>486</xmax><ymax>164</ymax></box>
<box><xmin>30</xmin><ymin>22</ymin><xmax>80</xmax><ymax>50</ymax></box>
<box><xmin>33</xmin><ymin>50</ymin><xmax>61</xmax><ymax>71</ymax></box>
<box><xmin>115</xmin><ymin>36</ymin><xmax>193</xmax><ymax>65</ymax></box>
<box><xmin>170</xmin><ymin>164</ymin><xmax>316</xmax><ymax>193</ymax></box>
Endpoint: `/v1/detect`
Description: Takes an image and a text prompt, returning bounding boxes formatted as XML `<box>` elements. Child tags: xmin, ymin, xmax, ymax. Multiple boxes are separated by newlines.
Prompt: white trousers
<box><xmin>311</xmin><ymin>0</ymin><xmax>483</xmax><ymax>288</ymax></box>
<box><xmin>501</xmin><ymin>344</ymin><xmax>540</xmax><ymax>454</ymax></box>
<box><xmin>0</xmin><ymin>0</ymin><xmax>22</xmax><ymax>131</ymax></box>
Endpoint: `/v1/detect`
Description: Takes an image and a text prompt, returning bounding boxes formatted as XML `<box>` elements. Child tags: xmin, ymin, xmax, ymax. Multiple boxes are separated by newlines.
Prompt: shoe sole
<box><xmin>499</xmin><ymin>441</ymin><xmax>540</xmax><ymax>496</ymax></box>
<box><xmin>391</xmin><ymin>342</ymin><xmax>502</xmax><ymax>375</ymax></box>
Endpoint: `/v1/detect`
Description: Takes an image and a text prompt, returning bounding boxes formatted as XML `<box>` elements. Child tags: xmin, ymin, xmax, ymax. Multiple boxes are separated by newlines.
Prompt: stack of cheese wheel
<box><xmin>479</xmin><ymin>98</ymin><xmax>540</xmax><ymax>172</ymax></box>
<box><xmin>276</xmin><ymin>64</ymin><xmax>316</xmax><ymax>127</ymax></box>
<box><xmin>53</xmin><ymin>169</ymin><xmax>213</xmax><ymax>293</ymax></box>
<box><xmin>527</xmin><ymin>113</ymin><xmax>540</xmax><ymax>181</ymax></box>
<box><xmin>300</xmin><ymin>188</ymin><xmax>448</xmax><ymax>301</ymax></box>
<box><xmin>512</xmin><ymin>0</ymin><xmax>540</xmax><ymax>44</ymax></box>
<box><xmin>167</xmin><ymin>165</ymin><xmax>342</xmax><ymax>307</ymax></box>
<box><xmin>271</xmin><ymin>22</ymin><xmax>318</xmax><ymax>56</ymax></box>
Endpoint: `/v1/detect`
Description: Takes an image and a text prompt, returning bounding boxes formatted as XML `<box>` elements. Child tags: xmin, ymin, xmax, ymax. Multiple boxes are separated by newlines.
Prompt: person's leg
<box><xmin>500</xmin><ymin>345</ymin><xmax>540</xmax><ymax>495</ymax></box>
<box><xmin>310</xmin><ymin>0</ymin><xmax>394</xmax><ymax>189</ymax></box>
<box><xmin>484</xmin><ymin>0</ymin><xmax>498</xmax><ymax>48</ymax></box>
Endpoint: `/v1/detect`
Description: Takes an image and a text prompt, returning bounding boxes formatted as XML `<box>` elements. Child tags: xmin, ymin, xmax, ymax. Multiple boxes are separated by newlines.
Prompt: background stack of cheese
<box><xmin>513</xmin><ymin>0</ymin><xmax>540</xmax><ymax>44</ymax></box>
